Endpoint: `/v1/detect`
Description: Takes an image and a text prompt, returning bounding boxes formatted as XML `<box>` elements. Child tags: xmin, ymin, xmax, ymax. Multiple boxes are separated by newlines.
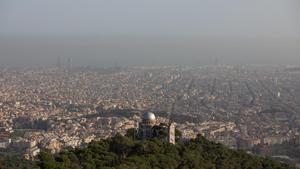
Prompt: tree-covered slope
<box><xmin>0</xmin><ymin>132</ymin><xmax>296</xmax><ymax>169</ymax></box>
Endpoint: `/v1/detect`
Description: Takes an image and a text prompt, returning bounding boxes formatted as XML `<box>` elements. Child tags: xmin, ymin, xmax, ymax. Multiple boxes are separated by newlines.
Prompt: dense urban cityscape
<box><xmin>0</xmin><ymin>64</ymin><xmax>299</xmax><ymax>165</ymax></box>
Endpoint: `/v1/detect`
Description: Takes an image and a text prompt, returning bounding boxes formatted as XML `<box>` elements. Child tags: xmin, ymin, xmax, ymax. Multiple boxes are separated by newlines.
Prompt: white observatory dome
<box><xmin>142</xmin><ymin>112</ymin><xmax>156</xmax><ymax>122</ymax></box>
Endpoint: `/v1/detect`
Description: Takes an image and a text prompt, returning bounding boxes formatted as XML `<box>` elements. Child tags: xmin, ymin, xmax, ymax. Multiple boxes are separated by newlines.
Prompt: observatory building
<box><xmin>138</xmin><ymin>112</ymin><xmax>175</xmax><ymax>144</ymax></box>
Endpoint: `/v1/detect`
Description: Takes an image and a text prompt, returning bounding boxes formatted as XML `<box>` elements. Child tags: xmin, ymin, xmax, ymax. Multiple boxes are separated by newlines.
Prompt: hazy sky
<box><xmin>0</xmin><ymin>0</ymin><xmax>300</xmax><ymax>66</ymax></box>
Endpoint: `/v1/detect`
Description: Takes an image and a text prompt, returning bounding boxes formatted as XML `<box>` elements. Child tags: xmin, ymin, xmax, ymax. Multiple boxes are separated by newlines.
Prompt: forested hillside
<box><xmin>0</xmin><ymin>130</ymin><xmax>295</xmax><ymax>169</ymax></box>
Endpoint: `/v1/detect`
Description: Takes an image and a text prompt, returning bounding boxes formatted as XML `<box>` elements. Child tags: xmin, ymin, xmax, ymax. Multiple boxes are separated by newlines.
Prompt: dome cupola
<box><xmin>142</xmin><ymin>112</ymin><xmax>156</xmax><ymax>125</ymax></box>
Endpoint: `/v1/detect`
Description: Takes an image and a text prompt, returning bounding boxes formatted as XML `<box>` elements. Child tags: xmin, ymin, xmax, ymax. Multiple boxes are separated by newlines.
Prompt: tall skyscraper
<box><xmin>57</xmin><ymin>56</ymin><xmax>62</xmax><ymax>70</ymax></box>
<box><xmin>67</xmin><ymin>57</ymin><xmax>72</xmax><ymax>73</ymax></box>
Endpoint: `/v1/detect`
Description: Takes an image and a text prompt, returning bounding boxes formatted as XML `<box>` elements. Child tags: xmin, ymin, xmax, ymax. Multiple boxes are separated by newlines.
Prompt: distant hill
<box><xmin>0</xmin><ymin>131</ymin><xmax>296</xmax><ymax>169</ymax></box>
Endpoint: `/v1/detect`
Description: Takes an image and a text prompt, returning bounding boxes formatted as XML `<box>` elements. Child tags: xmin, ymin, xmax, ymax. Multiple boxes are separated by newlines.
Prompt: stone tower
<box><xmin>168</xmin><ymin>122</ymin><xmax>175</xmax><ymax>144</ymax></box>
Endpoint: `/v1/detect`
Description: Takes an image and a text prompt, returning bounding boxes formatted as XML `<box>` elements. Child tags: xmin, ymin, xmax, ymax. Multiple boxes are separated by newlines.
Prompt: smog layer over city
<box><xmin>1</xmin><ymin>1</ymin><xmax>300</xmax><ymax>168</ymax></box>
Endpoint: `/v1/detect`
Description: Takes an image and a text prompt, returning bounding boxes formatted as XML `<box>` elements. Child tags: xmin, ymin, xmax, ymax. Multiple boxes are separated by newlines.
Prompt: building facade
<box><xmin>139</xmin><ymin>112</ymin><xmax>175</xmax><ymax>144</ymax></box>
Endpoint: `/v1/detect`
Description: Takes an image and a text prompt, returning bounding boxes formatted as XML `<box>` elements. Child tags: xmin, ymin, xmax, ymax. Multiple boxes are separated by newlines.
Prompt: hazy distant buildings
<box><xmin>0</xmin><ymin>65</ymin><xmax>299</xmax><ymax>160</ymax></box>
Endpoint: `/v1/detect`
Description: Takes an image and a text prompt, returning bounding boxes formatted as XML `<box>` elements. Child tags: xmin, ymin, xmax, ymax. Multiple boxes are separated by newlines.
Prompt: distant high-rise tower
<box><xmin>277</xmin><ymin>92</ymin><xmax>281</xmax><ymax>98</ymax></box>
<box><xmin>274</xmin><ymin>77</ymin><xmax>279</xmax><ymax>85</ymax></box>
<box><xmin>57</xmin><ymin>56</ymin><xmax>62</xmax><ymax>70</ymax></box>
<box><xmin>114</xmin><ymin>61</ymin><xmax>120</xmax><ymax>71</ymax></box>
<box><xmin>214</xmin><ymin>56</ymin><xmax>219</xmax><ymax>66</ymax></box>
<box><xmin>67</xmin><ymin>58</ymin><xmax>72</xmax><ymax>72</ymax></box>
